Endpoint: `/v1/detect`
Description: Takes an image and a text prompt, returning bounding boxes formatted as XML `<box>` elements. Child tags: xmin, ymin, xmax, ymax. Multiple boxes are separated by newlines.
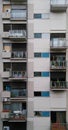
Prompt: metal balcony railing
<box><xmin>9</xmin><ymin>30</ymin><xmax>26</xmax><ymax>38</ymax></box>
<box><xmin>50</xmin><ymin>60</ymin><xmax>66</xmax><ymax>69</ymax></box>
<box><xmin>50</xmin><ymin>81</ymin><xmax>68</xmax><ymax>89</ymax></box>
<box><xmin>11</xmin><ymin>51</ymin><xmax>26</xmax><ymax>58</ymax></box>
<box><xmin>11</xmin><ymin>71</ymin><xmax>26</xmax><ymax>78</ymax></box>
<box><xmin>9</xmin><ymin>110</ymin><xmax>26</xmax><ymax>120</ymax></box>
<box><xmin>11</xmin><ymin>89</ymin><xmax>26</xmax><ymax>97</ymax></box>
<box><xmin>51</xmin><ymin>38</ymin><xmax>66</xmax><ymax>48</ymax></box>
<box><xmin>11</xmin><ymin>11</ymin><xmax>26</xmax><ymax>19</ymax></box>
<box><xmin>51</xmin><ymin>0</ymin><xmax>67</xmax><ymax>5</ymax></box>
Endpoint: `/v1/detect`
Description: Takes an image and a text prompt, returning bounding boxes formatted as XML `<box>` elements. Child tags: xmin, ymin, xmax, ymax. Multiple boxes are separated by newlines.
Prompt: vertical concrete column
<box><xmin>27</xmin><ymin>2</ymin><xmax>34</xmax><ymax>130</ymax></box>
<box><xmin>66</xmin><ymin>8</ymin><xmax>68</xmax><ymax>124</ymax></box>
<box><xmin>0</xmin><ymin>1</ymin><xmax>4</xmax><ymax>130</ymax></box>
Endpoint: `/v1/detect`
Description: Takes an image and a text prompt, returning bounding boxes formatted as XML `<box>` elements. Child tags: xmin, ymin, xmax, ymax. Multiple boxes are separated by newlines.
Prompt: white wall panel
<box><xmin>50</xmin><ymin>92</ymin><xmax>66</xmax><ymax>109</ymax></box>
<box><xmin>34</xmin><ymin>78</ymin><xmax>50</xmax><ymax>91</ymax></box>
<box><xmin>50</xmin><ymin>13</ymin><xmax>66</xmax><ymax>30</ymax></box>
<box><xmin>34</xmin><ymin>39</ymin><xmax>50</xmax><ymax>52</ymax></box>
<box><xmin>34</xmin><ymin>98</ymin><xmax>50</xmax><ymax>110</ymax></box>
<box><xmin>34</xmin><ymin>59</ymin><xmax>50</xmax><ymax>71</ymax></box>
<box><xmin>33</xmin><ymin>0</ymin><xmax>50</xmax><ymax>13</ymax></box>
<box><xmin>34</xmin><ymin>20</ymin><xmax>50</xmax><ymax>32</ymax></box>
<box><xmin>34</xmin><ymin>118</ymin><xmax>50</xmax><ymax>130</ymax></box>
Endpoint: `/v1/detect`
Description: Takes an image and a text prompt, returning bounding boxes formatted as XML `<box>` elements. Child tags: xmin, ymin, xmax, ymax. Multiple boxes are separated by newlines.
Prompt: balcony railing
<box><xmin>11</xmin><ymin>51</ymin><xmax>26</xmax><ymax>58</ymax></box>
<box><xmin>9</xmin><ymin>30</ymin><xmax>26</xmax><ymax>38</ymax></box>
<box><xmin>11</xmin><ymin>89</ymin><xmax>26</xmax><ymax>97</ymax></box>
<box><xmin>9</xmin><ymin>110</ymin><xmax>26</xmax><ymax>121</ymax></box>
<box><xmin>11</xmin><ymin>11</ymin><xmax>26</xmax><ymax>20</ymax></box>
<box><xmin>51</xmin><ymin>81</ymin><xmax>68</xmax><ymax>90</ymax></box>
<box><xmin>51</xmin><ymin>38</ymin><xmax>66</xmax><ymax>48</ymax></box>
<box><xmin>11</xmin><ymin>71</ymin><xmax>26</xmax><ymax>78</ymax></box>
<box><xmin>50</xmin><ymin>60</ymin><xmax>66</xmax><ymax>69</ymax></box>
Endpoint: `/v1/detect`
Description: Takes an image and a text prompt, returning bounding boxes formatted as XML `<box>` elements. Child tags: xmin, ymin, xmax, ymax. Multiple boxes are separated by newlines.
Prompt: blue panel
<box><xmin>41</xmin><ymin>111</ymin><xmax>50</xmax><ymax>117</ymax></box>
<box><xmin>41</xmin><ymin>53</ymin><xmax>50</xmax><ymax>58</ymax></box>
<box><xmin>41</xmin><ymin>91</ymin><xmax>50</xmax><ymax>97</ymax></box>
<box><xmin>41</xmin><ymin>72</ymin><xmax>50</xmax><ymax>77</ymax></box>
<box><xmin>34</xmin><ymin>33</ymin><xmax>42</xmax><ymax>38</ymax></box>
<box><xmin>34</xmin><ymin>14</ymin><xmax>41</xmax><ymax>19</ymax></box>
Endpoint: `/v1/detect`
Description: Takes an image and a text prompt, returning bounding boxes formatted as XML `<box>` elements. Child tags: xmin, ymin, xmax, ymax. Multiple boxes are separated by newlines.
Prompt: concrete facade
<box><xmin>0</xmin><ymin>0</ymin><xmax>68</xmax><ymax>130</ymax></box>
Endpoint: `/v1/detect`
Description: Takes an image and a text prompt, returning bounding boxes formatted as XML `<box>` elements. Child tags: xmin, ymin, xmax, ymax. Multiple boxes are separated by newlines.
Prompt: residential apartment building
<box><xmin>0</xmin><ymin>0</ymin><xmax>68</xmax><ymax>130</ymax></box>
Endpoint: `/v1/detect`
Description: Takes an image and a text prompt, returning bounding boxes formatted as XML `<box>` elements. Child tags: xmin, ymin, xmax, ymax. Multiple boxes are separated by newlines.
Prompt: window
<box><xmin>34</xmin><ymin>33</ymin><xmax>50</xmax><ymax>38</ymax></box>
<box><xmin>42</xmin><ymin>13</ymin><xmax>50</xmax><ymax>19</ymax></box>
<box><xmin>34</xmin><ymin>33</ymin><xmax>42</xmax><ymax>38</ymax></box>
<box><xmin>34</xmin><ymin>72</ymin><xmax>50</xmax><ymax>77</ymax></box>
<box><xmin>34</xmin><ymin>53</ymin><xmax>41</xmax><ymax>57</ymax></box>
<box><xmin>42</xmin><ymin>33</ymin><xmax>50</xmax><ymax>38</ymax></box>
<box><xmin>41</xmin><ymin>53</ymin><xmax>49</xmax><ymax>58</ymax></box>
<box><xmin>34</xmin><ymin>111</ymin><xmax>50</xmax><ymax>117</ymax></box>
<box><xmin>34</xmin><ymin>91</ymin><xmax>50</xmax><ymax>97</ymax></box>
<box><xmin>34</xmin><ymin>92</ymin><xmax>41</xmax><ymax>96</ymax></box>
<box><xmin>34</xmin><ymin>13</ymin><xmax>50</xmax><ymax>19</ymax></box>
<box><xmin>34</xmin><ymin>52</ymin><xmax>49</xmax><ymax>58</ymax></box>
<box><xmin>34</xmin><ymin>14</ymin><xmax>41</xmax><ymax>19</ymax></box>
<box><xmin>34</xmin><ymin>72</ymin><xmax>41</xmax><ymax>77</ymax></box>
<box><xmin>41</xmin><ymin>72</ymin><xmax>50</xmax><ymax>77</ymax></box>
<box><xmin>41</xmin><ymin>91</ymin><xmax>50</xmax><ymax>97</ymax></box>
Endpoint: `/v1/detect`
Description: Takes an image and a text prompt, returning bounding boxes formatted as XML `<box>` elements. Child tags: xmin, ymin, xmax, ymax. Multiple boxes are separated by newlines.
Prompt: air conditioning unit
<box><xmin>3</xmin><ymin>126</ymin><xmax>10</xmax><ymax>130</ymax></box>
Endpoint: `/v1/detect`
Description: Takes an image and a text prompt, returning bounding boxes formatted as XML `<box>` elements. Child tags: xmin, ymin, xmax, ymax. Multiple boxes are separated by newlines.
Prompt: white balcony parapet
<box><xmin>1</xmin><ymin>112</ymin><xmax>9</xmax><ymax>119</ymax></box>
<box><xmin>2</xmin><ymin>51</ymin><xmax>11</xmax><ymax>58</ymax></box>
<box><xmin>2</xmin><ymin>91</ymin><xmax>10</xmax><ymax>98</ymax></box>
<box><xmin>50</xmin><ymin>0</ymin><xmax>67</xmax><ymax>11</ymax></box>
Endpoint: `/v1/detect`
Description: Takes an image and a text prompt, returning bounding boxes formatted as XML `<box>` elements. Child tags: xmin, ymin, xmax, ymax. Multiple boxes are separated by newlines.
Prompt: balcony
<box><xmin>11</xmin><ymin>51</ymin><xmax>27</xmax><ymax>59</ymax></box>
<box><xmin>50</xmin><ymin>0</ymin><xmax>67</xmax><ymax>12</ymax></box>
<box><xmin>11</xmin><ymin>89</ymin><xmax>26</xmax><ymax>100</ymax></box>
<box><xmin>50</xmin><ymin>60</ymin><xmax>66</xmax><ymax>71</ymax></box>
<box><xmin>9</xmin><ymin>71</ymin><xmax>27</xmax><ymax>80</ymax></box>
<box><xmin>11</xmin><ymin>11</ymin><xmax>27</xmax><ymax>20</ymax></box>
<box><xmin>50</xmin><ymin>38</ymin><xmax>66</xmax><ymax>51</ymax></box>
<box><xmin>2</xmin><ymin>51</ymin><xmax>11</xmax><ymax>59</ymax></box>
<box><xmin>50</xmin><ymin>81</ymin><xmax>68</xmax><ymax>90</ymax></box>
<box><xmin>9</xmin><ymin>30</ymin><xmax>26</xmax><ymax>40</ymax></box>
<box><xmin>9</xmin><ymin>110</ymin><xmax>26</xmax><ymax>121</ymax></box>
